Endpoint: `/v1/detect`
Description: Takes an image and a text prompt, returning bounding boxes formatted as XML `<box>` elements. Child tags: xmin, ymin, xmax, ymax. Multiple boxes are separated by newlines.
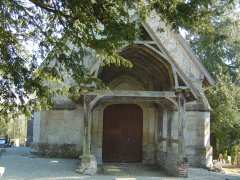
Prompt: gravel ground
<box><xmin>223</xmin><ymin>167</ymin><xmax>240</xmax><ymax>176</ymax></box>
<box><xmin>0</xmin><ymin>147</ymin><xmax>239</xmax><ymax>180</ymax></box>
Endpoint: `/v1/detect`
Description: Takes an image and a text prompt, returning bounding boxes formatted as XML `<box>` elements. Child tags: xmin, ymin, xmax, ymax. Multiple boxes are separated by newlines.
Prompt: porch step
<box><xmin>102</xmin><ymin>164</ymin><xmax>129</xmax><ymax>176</ymax></box>
<box><xmin>100</xmin><ymin>163</ymin><xmax>167</xmax><ymax>177</ymax></box>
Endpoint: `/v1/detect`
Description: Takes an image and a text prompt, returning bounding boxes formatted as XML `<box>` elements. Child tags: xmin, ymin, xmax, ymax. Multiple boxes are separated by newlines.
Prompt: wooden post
<box><xmin>76</xmin><ymin>95</ymin><xmax>97</xmax><ymax>175</ymax></box>
<box><xmin>82</xmin><ymin>94</ymin><xmax>97</xmax><ymax>155</ymax></box>
<box><xmin>82</xmin><ymin>96</ymin><xmax>88</xmax><ymax>155</ymax></box>
<box><xmin>87</xmin><ymin>109</ymin><xmax>92</xmax><ymax>155</ymax></box>
<box><xmin>176</xmin><ymin>88</ymin><xmax>189</xmax><ymax>177</ymax></box>
<box><xmin>177</xmin><ymin>92</ymin><xmax>185</xmax><ymax>157</ymax></box>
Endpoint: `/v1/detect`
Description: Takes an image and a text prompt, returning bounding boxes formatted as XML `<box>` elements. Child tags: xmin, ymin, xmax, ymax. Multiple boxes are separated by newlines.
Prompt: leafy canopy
<box><xmin>0</xmin><ymin>0</ymin><xmax>234</xmax><ymax>121</ymax></box>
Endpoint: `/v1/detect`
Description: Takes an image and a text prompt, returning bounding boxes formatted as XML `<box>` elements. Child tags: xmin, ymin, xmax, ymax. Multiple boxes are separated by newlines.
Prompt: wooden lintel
<box><xmin>86</xmin><ymin>90</ymin><xmax>176</xmax><ymax>98</ymax></box>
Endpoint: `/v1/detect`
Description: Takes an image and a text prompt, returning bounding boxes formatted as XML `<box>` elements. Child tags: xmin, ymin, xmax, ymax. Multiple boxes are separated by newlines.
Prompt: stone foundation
<box><xmin>186</xmin><ymin>145</ymin><xmax>208</xmax><ymax>167</ymax></box>
<box><xmin>32</xmin><ymin>143</ymin><xmax>81</xmax><ymax>158</ymax></box>
<box><xmin>76</xmin><ymin>155</ymin><xmax>97</xmax><ymax>175</ymax></box>
<box><xmin>163</xmin><ymin>151</ymin><xmax>179</xmax><ymax>175</ymax></box>
<box><xmin>157</xmin><ymin>150</ymin><xmax>189</xmax><ymax>177</ymax></box>
<box><xmin>143</xmin><ymin>144</ymin><xmax>156</xmax><ymax>164</ymax></box>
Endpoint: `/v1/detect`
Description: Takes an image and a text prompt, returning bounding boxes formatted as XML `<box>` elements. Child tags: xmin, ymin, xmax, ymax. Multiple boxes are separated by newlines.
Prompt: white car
<box><xmin>0</xmin><ymin>138</ymin><xmax>10</xmax><ymax>148</ymax></box>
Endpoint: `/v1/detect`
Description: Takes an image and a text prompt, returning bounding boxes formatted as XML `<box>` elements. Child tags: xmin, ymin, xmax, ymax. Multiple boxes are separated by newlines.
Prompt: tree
<box><xmin>0</xmin><ymin>0</ymin><xmax>234</xmax><ymax>121</ymax></box>
<box><xmin>188</xmin><ymin>3</ymin><xmax>240</xmax><ymax>157</ymax></box>
<box><xmin>206</xmin><ymin>73</ymin><xmax>240</xmax><ymax>157</ymax></box>
<box><xmin>0</xmin><ymin>118</ymin><xmax>7</xmax><ymax>136</ymax></box>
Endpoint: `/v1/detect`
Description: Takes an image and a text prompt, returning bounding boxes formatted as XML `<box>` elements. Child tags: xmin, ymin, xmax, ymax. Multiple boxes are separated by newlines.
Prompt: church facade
<box><xmin>32</xmin><ymin>15</ymin><xmax>214</xmax><ymax>176</ymax></box>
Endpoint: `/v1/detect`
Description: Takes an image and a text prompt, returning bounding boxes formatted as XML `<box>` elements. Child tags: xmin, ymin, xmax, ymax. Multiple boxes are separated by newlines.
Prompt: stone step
<box><xmin>102</xmin><ymin>164</ymin><xmax>128</xmax><ymax>176</ymax></box>
<box><xmin>100</xmin><ymin>163</ymin><xmax>166</xmax><ymax>177</ymax></box>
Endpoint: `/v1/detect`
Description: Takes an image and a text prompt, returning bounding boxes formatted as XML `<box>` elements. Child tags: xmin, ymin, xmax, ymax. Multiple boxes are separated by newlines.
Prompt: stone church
<box><xmin>32</xmin><ymin>14</ymin><xmax>214</xmax><ymax>176</ymax></box>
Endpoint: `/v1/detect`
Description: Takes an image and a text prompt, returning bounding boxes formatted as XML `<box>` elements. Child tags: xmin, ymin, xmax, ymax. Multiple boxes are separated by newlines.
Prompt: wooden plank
<box><xmin>87</xmin><ymin>90</ymin><xmax>176</xmax><ymax>98</ymax></box>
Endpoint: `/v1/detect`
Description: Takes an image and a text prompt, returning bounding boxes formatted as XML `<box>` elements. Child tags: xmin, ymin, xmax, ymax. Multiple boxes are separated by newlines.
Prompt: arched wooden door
<box><xmin>103</xmin><ymin>104</ymin><xmax>143</xmax><ymax>162</ymax></box>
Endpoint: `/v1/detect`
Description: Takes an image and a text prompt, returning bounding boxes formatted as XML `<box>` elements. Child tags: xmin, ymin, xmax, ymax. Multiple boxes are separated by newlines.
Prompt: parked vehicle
<box><xmin>0</xmin><ymin>138</ymin><xmax>11</xmax><ymax>148</ymax></box>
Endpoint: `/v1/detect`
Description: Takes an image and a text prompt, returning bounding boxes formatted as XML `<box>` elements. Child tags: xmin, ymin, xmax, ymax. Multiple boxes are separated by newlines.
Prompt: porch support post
<box><xmin>176</xmin><ymin>88</ymin><xmax>190</xmax><ymax>177</ymax></box>
<box><xmin>76</xmin><ymin>95</ymin><xmax>97</xmax><ymax>175</ymax></box>
<box><xmin>177</xmin><ymin>92</ymin><xmax>185</xmax><ymax>159</ymax></box>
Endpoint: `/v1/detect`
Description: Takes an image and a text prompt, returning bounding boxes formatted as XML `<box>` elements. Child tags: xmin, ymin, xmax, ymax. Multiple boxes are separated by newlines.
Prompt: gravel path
<box><xmin>0</xmin><ymin>147</ymin><xmax>239</xmax><ymax>180</ymax></box>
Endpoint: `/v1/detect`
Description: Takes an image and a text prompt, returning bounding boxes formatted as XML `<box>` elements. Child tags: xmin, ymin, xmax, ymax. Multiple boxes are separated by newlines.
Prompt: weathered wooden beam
<box><xmin>87</xmin><ymin>90</ymin><xmax>176</xmax><ymax>98</ymax></box>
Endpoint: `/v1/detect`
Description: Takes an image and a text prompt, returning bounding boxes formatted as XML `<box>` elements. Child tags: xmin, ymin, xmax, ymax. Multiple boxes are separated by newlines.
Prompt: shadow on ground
<box><xmin>0</xmin><ymin>147</ymin><xmax>240</xmax><ymax>180</ymax></box>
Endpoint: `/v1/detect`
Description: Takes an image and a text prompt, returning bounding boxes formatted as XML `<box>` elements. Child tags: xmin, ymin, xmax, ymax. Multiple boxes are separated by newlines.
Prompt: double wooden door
<box><xmin>102</xmin><ymin>104</ymin><xmax>143</xmax><ymax>162</ymax></box>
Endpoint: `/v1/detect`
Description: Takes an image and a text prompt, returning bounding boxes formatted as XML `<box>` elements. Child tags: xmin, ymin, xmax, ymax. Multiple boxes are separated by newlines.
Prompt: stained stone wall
<box><xmin>32</xmin><ymin>107</ymin><xmax>84</xmax><ymax>157</ymax></box>
<box><xmin>156</xmin><ymin>110</ymin><xmax>179</xmax><ymax>174</ymax></box>
<box><xmin>185</xmin><ymin>110</ymin><xmax>212</xmax><ymax>167</ymax></box>
<box><xmin>155</xmin><ymin>107</ymin><xmax>212</xmax><ymax>174</ymax></box>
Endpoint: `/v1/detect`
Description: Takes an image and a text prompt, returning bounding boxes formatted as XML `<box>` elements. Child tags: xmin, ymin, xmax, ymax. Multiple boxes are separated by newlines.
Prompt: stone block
<box><xmin>142</xmin><ymin>144</ymin><xmax>156</xmax><ymax>165</ymax></box>
<box><xmin>76</xmin><ymin>155</ymin><xmax>97</xmax><ymax>175</ymax></box>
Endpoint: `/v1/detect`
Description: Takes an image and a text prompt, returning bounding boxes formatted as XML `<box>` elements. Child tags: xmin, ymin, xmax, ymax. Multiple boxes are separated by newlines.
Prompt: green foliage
<box><xmin>223</xmin><ymin>150</ymin><xmax>228</xmax><ymax>161</ymax></box>
<box><xmin>189</xmin><ymin>2</ymin><xmax>240</xmax><ymax>156</ymax></box>
<box><xmin>190</xmin><ymin>11</ymin><xmax>240</xmax><ymax>80</ymax></box>
<box><xmin>0</xmin><ymin>118</ymin><xmax>7</xmax><ymax>136</ymax></box>
<box><xmin>206</xmin><ymin>73</ymin><xmax>240</xmax><ymax>153</ymax></box>
<box><xmin>0</xmin><ymin>0</ymin><xmax>234</xmax><ymax>122</ymax></box>
<box><xmin>231</xmin><ymin>145</ymin><xmax>240</xmax><ymax>164</ymax></box>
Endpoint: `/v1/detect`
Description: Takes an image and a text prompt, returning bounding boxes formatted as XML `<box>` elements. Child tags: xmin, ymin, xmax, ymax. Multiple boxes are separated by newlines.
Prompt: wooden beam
<box><xmin>86</xmin><ymin>90</ymin><xmax>176</xmax><ymax>98</ymax></box>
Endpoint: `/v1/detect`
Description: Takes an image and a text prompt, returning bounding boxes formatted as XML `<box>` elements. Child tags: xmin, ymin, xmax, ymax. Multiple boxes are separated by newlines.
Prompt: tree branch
<box><xmin>29</xmin><ymin>0</ymin><xmax>57</xmax><ymax>14</ymax></box>
<box><xmin>29</xmin><ymin>0</ymin><xmax>72</xmax><ymax>20</ymax></box>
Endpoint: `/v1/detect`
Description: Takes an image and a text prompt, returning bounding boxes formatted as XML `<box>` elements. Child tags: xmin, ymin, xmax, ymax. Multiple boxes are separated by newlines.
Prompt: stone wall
<box><xmin>155</xmin><ymin>108</ymin><xmax>212</xmax><ymax>175</ymax></box>
<box><xmin>185</xmin><ymin>110</ymin><xmax>212</xmax><ymax>167</ymax></box>
<box><xmin>32</xmin><ymin>107</ymin><xmax>84</xmax><ymax>157</ymax></box>
<box><xmin>156</xmin><ymin>110</ymin><xmax>180</xmax><ymax>175</ymax></box>
<box><xmin>32</xmin><ymin>143</ymin><xmax>81</xmax><ymax>158</ymax></box>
